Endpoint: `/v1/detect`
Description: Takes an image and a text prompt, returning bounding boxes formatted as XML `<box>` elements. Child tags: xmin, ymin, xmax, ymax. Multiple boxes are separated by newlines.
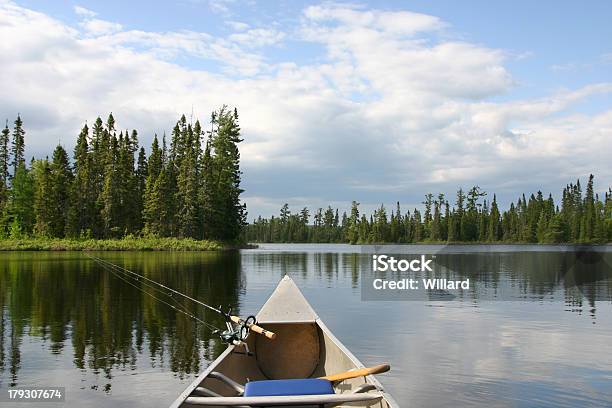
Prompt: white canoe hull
<box><xmin>171</xmin><ymin>276</ymin><xmax>399</xmax><ymax>407</ymax></box>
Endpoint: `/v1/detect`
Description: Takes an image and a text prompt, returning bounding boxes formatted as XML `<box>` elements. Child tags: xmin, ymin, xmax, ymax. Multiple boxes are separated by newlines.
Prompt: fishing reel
<box><xmin>215</xmin><ymin>308</ymin><xmax>257</xmax><ymax>349</ymax></box>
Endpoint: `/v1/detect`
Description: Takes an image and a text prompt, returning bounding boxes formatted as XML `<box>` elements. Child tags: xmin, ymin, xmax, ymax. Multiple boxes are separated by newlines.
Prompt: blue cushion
<box><xmin>244</xmin><ymin>378</ymin><xmax>334</xmax><ymax>397</ymax></box>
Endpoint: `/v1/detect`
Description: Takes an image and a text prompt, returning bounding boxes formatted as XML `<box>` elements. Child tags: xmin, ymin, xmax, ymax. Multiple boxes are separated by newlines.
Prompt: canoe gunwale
<box><xmin>169</xmin><ymin>345</ymin><xmax>237</xmax><ymax>408</ymax></box>
<box><xmin>183</xmin><ymin>392</ymin><xmax>384</xmax><ymax>406</ymax></box>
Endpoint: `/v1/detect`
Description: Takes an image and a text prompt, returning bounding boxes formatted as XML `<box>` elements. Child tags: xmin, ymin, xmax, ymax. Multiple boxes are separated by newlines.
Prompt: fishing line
<box><xmin>85</xmin><ymin>254</ymin><xmax>267</xmax><ymax>345</ymax></box>
<box><xmin>86</xmin><ymin>254</ymin><xmax>221</xmax><ymax>333</ymax></box>
<box><xmin>85</xmin><ymin>254</ymin><xmax>224</xmax><ymax>314</ymax></box>
<box><xmin>96</xmin><ymin>259</ymin><xmax>218</xmax><ymax>331</ymax></box>
<box><xmin>91</xmin><ymin>256</ymin><xmax>200</xmax><ymax>318</ymax></box>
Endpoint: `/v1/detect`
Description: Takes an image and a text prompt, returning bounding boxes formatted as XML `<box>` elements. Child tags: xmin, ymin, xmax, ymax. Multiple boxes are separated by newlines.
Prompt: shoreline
<box><xmin>249</xmin><ymin>241</ymin><xmax>612</xmax><ymax>246</ymax></box>
<box><xmin>0</xmin><ymin>238</ymin><xmax>257</xmax><ymax>251</ymax></box>
<box><xmin>248</xmin><ymin>242</ymin><xmax>612</xmax><ymax>253</ymax></box>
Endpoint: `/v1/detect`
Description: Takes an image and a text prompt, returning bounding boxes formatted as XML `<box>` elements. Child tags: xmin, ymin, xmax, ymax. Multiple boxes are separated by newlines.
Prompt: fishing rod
<box><xmin>103</xmin><ymin>261</ymin><xmax>219</xmax><ymax>331</ymax></box>
<box><xmin>85</xmin><ymin>254</ymin><xmax>276</xmax><ymax>345</ymax></box>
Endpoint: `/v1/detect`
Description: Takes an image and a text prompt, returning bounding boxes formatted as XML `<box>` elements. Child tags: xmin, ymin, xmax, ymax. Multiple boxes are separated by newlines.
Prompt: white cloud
<box><xmin>301</xmin><ymin>6</ymin><xmax>512</xmax><ymax>100</ymax></box>
<box><xmin>74</xmin><ymin>4</ymin><xmax>122</xmax><ymax>36</ymax></box>
<box><xmin>208</xmin><ymin>0</ymin><xmax>235</xmax><ymax>15</ymax></box>
<box><xmin>226</xmin><ymin>20</ymin><xmax>249</xmax><ymax>31</ymax></box>
<box><xmin>73</xmin><ymin>5</ymin><xmax>96</xmax><ymax>18</ymax></box>
<box><xmin>79</xmin><ymin>18</ymin><xmax>123</xmax><ymax>36</ymax></box>
<box><xmin>229</xmin><ymin>28</ymin><xmax>285</xmax><ymax>47</ymax></box>
<box><xmin>0</xmin><ymin>1</ymin><xmax>610</xmax><ymax>219</ymax></box>
<box><xmin>304</xmin><ymin>4</ymin><xmax>445</xmax><ymax>36</ymax></box>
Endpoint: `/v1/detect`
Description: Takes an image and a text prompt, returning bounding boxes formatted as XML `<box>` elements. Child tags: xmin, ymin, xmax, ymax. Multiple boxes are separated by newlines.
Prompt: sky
<box><xmin>1</xmin><ymin>0</ymin><xmax>611</xmax><ymax>220</ymax></box>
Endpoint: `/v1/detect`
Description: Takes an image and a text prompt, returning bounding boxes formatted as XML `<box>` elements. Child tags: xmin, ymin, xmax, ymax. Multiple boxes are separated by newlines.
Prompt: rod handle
<box><xmin>230</xmin><ymin>316</ymin><xmax>277</xmax><ymax>340</ymax></box>
<box><xmin>320</xmin><ymin>364</ymin><xmax>390</xmax><ymax>382</ymax></box>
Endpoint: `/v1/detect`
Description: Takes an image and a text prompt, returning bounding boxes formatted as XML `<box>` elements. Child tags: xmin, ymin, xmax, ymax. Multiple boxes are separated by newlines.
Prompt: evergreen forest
<box><xmin>0</xmin><ymin>108</ymin><xmax>246</xmax><ymax>242</ymax></box>
<box><xmin>245</xmin><ymin>180</ymin><xmax>611</xmax><ymax>244</ymax></box>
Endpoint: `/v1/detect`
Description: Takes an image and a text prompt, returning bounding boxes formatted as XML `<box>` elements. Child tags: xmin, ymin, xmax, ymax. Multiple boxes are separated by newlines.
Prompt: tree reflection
<box><xmin>0</xmin><ymin>251</ymin><xmax>242</xmax><ymax>386</ymax></box>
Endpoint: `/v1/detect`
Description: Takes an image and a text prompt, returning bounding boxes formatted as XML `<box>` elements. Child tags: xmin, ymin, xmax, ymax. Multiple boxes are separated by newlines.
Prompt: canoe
<box><xmin>170</xmin><ymin>275</ymin><xmax>399</xmax><ymax>407</ymax></box>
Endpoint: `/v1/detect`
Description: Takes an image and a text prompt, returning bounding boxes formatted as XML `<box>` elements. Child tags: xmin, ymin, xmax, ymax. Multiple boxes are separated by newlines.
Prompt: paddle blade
<box><xmin>319</xmin><ymin>364</ymin><xmax>390</xmax><ymax>382</ymax></box>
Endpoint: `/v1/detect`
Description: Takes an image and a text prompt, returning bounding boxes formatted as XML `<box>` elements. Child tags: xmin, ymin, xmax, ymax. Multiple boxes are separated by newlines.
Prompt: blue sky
<box><xmin>1</xmin><ymin>0</ymin><xmax>611</xmax><ymax>218</ymax></box>
<box><xmin>19</xmin><ymin>0</ymin><xmax>612</xmax><ymax>94</ymax></box>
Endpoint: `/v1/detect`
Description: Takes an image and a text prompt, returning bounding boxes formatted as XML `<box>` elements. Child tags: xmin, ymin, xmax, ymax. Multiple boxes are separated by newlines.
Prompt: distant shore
<box><xmin>0</xmin><ymin>237</ymin><xmax>255</xmax><ymax>251</ymax></box>
<box><xmin>249</xmin><ymin>242</ymin><xmax>612</xmax><ymax>253</ymax></box>
<box><xmin>249</xmin><ymin>241</ymin><xmax>611</xmax><ymax>246</ymax></box>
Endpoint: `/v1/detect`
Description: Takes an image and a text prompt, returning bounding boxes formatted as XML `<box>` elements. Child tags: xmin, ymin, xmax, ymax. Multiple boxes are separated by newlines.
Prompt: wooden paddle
<box><xmin>319</xmin><ymin>364</ymin><xmax>390</xmax><ymax>382</ymax></box>
<box><xmin>230</xmin><ymin>316</ymin><xmax>277</xmax><ymax>340</ymax></box>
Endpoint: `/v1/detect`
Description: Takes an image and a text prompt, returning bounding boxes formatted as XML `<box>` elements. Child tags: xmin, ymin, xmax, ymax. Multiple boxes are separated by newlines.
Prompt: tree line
<box><xmin>244</xmin><ymin>178</ymin><xmax>612</xmax><ymax>244</ymax></box>
<box><xmin>0</xmin><ymin>108</ymin><xmax>246</xmax><ymax>241</ymax></box>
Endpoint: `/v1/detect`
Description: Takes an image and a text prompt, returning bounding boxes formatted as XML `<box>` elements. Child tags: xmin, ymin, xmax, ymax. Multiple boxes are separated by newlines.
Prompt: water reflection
<box><xmin>0</xmin><ymin>247</ymin><xmax>610</xmax><ymax>407</ymax></box>
<box><xmin>0</xmin><ymin>252</ymin><xmax>243</xmax><ymax>390</ymax></box>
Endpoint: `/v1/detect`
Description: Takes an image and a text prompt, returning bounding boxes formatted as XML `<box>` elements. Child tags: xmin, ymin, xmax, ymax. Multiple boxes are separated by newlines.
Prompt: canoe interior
<box><xmin>175</xmin><ymin>276</ymin><xmax>398</xmax><ymax>408</ymax></box>
<box><xmin>179</xmin><ymin>321</ymin><xmax>394</xmax><ymax>408</ymax></box>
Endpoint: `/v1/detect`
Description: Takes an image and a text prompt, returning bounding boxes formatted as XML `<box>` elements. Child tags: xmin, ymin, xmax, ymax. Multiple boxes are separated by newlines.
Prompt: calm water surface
<box><xmin>0</xmin><ymin>244</ymin><xmax>611</xmax><ymax>407</ymax></box>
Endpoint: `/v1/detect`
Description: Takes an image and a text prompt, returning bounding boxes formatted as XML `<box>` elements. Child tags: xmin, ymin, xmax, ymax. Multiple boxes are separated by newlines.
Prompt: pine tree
<box><xmin>605</xmin><ymin>188</ymin><xmax>612</xmax><ymax>242</ymax></box>
<box><xmin>443</xmin><ymin>201</ymin><xmax>450</xmax><ymax>242</ymax></box>
<box><xmin>33</xmin><ymin>159</ymin><xmax>53</xmax><ymax>237</ymax></box>
<box><xmin>176</xmin><ymin>121</ymin><xmax>199</xmax><ymax>238</ymax></box>
<box><xmin>463</xmin><ymin>186</ymin><xmax>485</xmax><ymax>241</ymax></box>
<box><xmin>536</xmin><ymin>212</ymin><xmax>548</xmax><ymax>243</ymax></box>
<box><xmin>431</xmin><ymin>198</ymin><xmax>441</xmax><ymax>241</ymax></box>
<box><xmin>143</xmin><ymin>135</ymin><xmax>169</xmax><ymax>237</ymax></box>
<box><xmin>207</xmin><ymin>107</ymin><xmax>246</xmax><ymax>240</ymax></box>
<box><xmin>100</xmin><ymin>135</ymin><xmax>120</xmax><ymax>237</ymax></box>
<box><xmin>371</xmin><ymin>205</ymin><xmax>388</xmax><ymax>243</ymax></box>
<box><xmin>47</xmin><ymin>145</ymin><xmax>72</xmax><ymax>237</ymax></box>
<box><xmin>545</xmin><ymin>213</ymin><xmax>566</xmax><ymax>243</ymax></box>
<box><xmin>143</xmin><ymin>167</ymin><xmax>171</xmax><ymax>237</ymax></box>
<box><xmin>447</xmin><ymin>210</ymin><xmax>457</xmax><ymax>242</ymax></box>
<box><xmin>438</xmin><ymin>194</ymin><xmax>447</xmax><ymax>241</ymax></box>
<box><xmin>8</xmin><ymin>163</ymin><xmax>34</xmax><ymax>235</ymax></box>
<box><xmin>454</xmin><ymin>188</ymin><xmax>465</xmax><ymax>241</ymax></box>
<box><xmin>346</xmin><ymin>201</ymin><xmax>360</xmax><ymax>244</ymax></box>
<box><xmin>413</xmin><ymin>210</ymin><xmax>423</xmax><ymax>242</ymax></box>
<box><xmin>358</xmin><ymin>214</ymin><xmax>369</xmax><ymax>243</ymax></box>
<box><xmin>593</xmin><ymin>195</ymin><xmax>605</xmax><ymax>243</ymax></box>
<box><xmin>192</xmin><ymin>120</ymin><xmax>204</xmax><ymax>238</ymax></box>
<box><xmin>116</xmin><ymin>130</ymin><xmax>138</xmax><ymax>234</ymax></box>
<box><xmin>147</xmin><ymin>135</ymin><xmax>163</xmax><ymax>180</ymax></box>
<box><xmin>0</xmin><ymin>121</ymin><xmax>10</xmax><ymax>209</ymax></box>
<box><xmin>135</xmin><ymin>146</ymin><xmax>147</xmax><ymax>232</ymax></box>
<box><xmin>478</xmin><ymin>199</ymin><xmax>488</xmax><ymax>241</ymax></box>
<box><xmin>90</xmin><ymin>117</ymin><xmax>107</xmax><ymax>237</ymax></box>
<box><xmin>11</xmin><ymin>115</ymin><xmax>25</xmax><ymax>176</ymax></box>
<box><xmin>503</xmin><ymin>202</ymin><xmax>519</xmax><ymax>241</ymax></box>
<box><xmin>299</xmin><ymin>207</ymin><xmax>310</xmax><ymax>242</ymax></box>
<box><xmin>143</xmin><ymin>136</ymin><xmax>160</xmax><ymax>234</ymax></box>
<box><xmin>423</xmin><ymin>193</ymin><xmax>433</xmax><ymax>238</ymax></box>
<box><xmin>571</xmin><ymin>180</ymin><xmax>583</xmax><ymax>240</ymax></box>
<box><xmin>581</xmin><ymin>174</ymin><xmax>596</xmax><ymax>242</ymax></box>
<box><xmin>67</xmin><ymin>124</ymin><xmax>94</xmax><ymax>238</ymax></box>
<box><xmin>164</xmin><ymin>129</ymin><xmax>178</xmax><ymax>236</ymax></box>
<box><xmin>488</xmin><ymin>195</ymin><xmax>501</xmax><ymax>241</ymax></box>
<box><xmin>200</xmin><ymin>133</ymin><xmax>214</xmax><ymax>239</ymax></box>
<box><xmin>322</xmin><ymin>206</ymin><xmax>334</xmax><ymax>242</ymax></box>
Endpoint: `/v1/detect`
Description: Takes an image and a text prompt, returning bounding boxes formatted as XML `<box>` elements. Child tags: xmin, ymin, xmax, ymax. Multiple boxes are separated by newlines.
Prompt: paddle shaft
<box><xmin>319</xmin><ymin>364</ymin><xmax>390</xmax><ymax>382</ymax></box>
<box><xmin>230</xmin><ymin>316</ymin><xmax>277</xmax><ymax>340</ymax></box>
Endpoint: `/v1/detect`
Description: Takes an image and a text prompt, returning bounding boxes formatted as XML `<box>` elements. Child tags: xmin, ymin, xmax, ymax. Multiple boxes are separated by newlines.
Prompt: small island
<box><xmin>0</xmin><ymin>109</ymin><xmax>246</xmax><ymax>250</ymax></box>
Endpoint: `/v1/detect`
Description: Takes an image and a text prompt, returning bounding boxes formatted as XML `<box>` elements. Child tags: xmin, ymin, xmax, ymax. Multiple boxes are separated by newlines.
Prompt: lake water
<box><xmin>0</xmin><ymin>244</ymin><xmax>611</xmax><ymax>407</ymax></box>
